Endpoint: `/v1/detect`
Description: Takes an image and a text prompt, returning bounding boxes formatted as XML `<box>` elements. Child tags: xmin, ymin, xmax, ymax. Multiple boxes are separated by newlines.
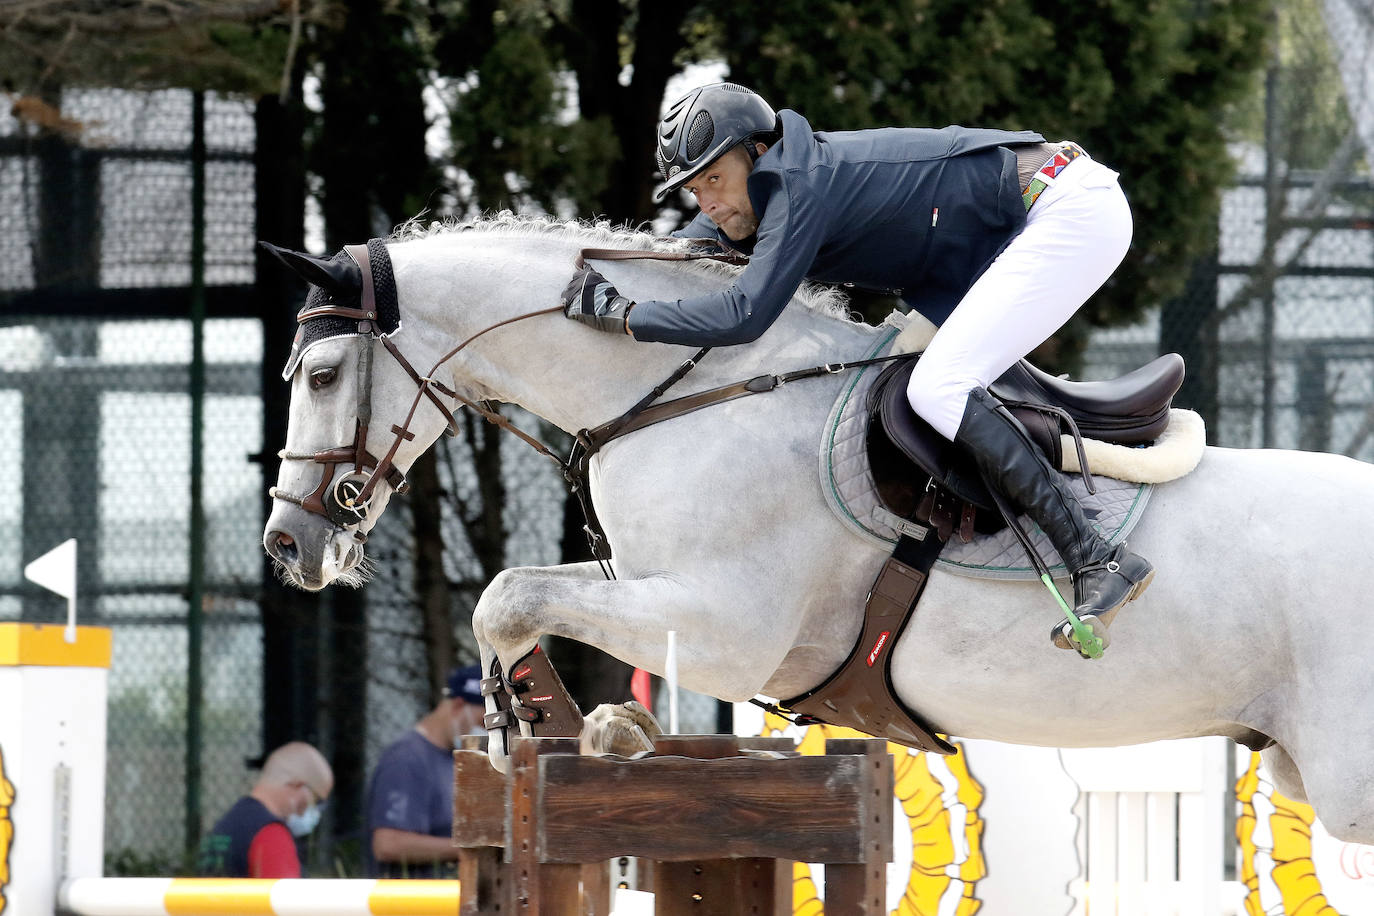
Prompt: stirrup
<box><xmin>1052</xmin><ymin>615</ymin><xmax>1112</xmax><ymax>657</ymax></box>
<box><xmin>1051</xmin><ymin>548</ymin><xmax>1155</xmax><ymax>655</ymax></box>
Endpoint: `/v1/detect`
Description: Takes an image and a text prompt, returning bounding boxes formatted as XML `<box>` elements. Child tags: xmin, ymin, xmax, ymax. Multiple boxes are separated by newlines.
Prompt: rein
<box><xmin>574</xmin><ymin>241</ymin><xmax>749</xmax><ymax>270</ymax></box>
<box><xmin>273</xmin><ymin>238</ymin><xmax>898</xmax><ymax>573</ymax></box>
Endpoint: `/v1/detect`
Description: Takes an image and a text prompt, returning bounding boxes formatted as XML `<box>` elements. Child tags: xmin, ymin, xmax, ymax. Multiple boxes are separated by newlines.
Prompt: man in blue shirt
<box><xmin>562</xmin><ymin>82</ymin><xmax>1154</xmax><ymax>656</ymax></box>
<box><xmin>364</xmin><ymin>665</ymin><xmax>484</xmax><ymax>877</ymax></box>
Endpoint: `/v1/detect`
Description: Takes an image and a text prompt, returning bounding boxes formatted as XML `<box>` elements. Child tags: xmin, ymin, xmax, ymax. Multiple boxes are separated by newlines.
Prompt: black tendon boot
<box><xmin>954</xmin><ymin>387</ymin><xmax>1155</xmax><ymax>654</ymax></box>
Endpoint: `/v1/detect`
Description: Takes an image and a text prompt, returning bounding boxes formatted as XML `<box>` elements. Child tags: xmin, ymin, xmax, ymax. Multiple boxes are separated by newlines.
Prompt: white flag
<box><xmin>25</xmin><ymin>538</ymin><xmax>77</xmax><ymax>600</ymax></box>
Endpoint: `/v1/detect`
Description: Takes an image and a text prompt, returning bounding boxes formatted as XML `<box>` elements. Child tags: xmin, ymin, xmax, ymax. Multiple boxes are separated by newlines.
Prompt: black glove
<box><xmin>561</xmin><ymin>265</ymin><xmax>634</xmax><ymax>335</ymax></box>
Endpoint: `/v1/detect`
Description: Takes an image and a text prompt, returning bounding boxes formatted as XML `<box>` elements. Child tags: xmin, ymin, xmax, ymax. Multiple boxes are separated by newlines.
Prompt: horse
<box><xmin>262</xmin><ymin>216</ymin><xmax>1374</xmax><ymax>845</ymax></box>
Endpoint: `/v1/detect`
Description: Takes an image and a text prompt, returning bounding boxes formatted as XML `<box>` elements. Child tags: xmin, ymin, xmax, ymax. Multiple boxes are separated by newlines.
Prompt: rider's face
<box><xmin>683</xmin><ymin>144</ymin><xmax>766</xmax><ymax>241</ymax></box>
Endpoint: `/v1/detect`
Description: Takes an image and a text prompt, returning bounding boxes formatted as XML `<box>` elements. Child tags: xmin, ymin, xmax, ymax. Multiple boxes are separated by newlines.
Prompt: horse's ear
<box><xmin>258</xmin><ymin>241</ymin><xmax>362</xmax><ymax>295</ymax></box>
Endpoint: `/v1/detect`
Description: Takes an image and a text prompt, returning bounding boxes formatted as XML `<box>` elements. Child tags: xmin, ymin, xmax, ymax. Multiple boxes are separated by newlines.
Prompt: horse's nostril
<box><xmin>267</xmin><ymin>530</ymin><xmax>298</xmax><ymax>564</ymax></box>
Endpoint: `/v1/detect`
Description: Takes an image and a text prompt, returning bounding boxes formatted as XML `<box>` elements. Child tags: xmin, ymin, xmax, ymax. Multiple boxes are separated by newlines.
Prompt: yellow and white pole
<box><xmin>0</xmin><ymin>621</ymin><xmax>111</xmax><ymax>916</ymax></box>
<box><xmin>57</xmin><ymin>878</ymin><xmax>461</xmax><ymax>916</ymax></box>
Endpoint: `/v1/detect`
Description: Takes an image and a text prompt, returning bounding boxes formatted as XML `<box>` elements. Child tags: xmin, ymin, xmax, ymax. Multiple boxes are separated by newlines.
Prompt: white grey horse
<box><xmin>263</xmin><ymin>217</ymin><xmax>1374</xmax><ymax>845</ymax></box>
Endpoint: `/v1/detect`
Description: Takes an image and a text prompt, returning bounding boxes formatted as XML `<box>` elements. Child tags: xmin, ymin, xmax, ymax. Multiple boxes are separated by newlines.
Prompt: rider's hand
<box><xmin>561</xmin><ymin>265</ymin><xmax>635</xmax><ymax>335</ymax></box>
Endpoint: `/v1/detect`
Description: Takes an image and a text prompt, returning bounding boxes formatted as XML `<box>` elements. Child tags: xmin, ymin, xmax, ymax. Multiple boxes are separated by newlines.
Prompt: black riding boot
<box><xmin>954</xmin><ymin>387</ymin><xmax>1155</xmax><ymax>654</ymax></box>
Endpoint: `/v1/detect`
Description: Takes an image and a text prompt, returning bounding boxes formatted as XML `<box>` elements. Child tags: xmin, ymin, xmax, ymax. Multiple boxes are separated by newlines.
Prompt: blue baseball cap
<box><xmin>444</xmin><ymin>664</ymin><xmax>484</xmax><ymax>705</ymax></box>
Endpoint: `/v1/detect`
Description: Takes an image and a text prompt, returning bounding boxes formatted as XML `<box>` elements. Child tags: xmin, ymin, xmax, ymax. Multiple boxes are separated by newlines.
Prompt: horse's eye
<box><xmin>309</xmin><ymin>367</ymin><xmax>338</xmax><ymax>389</ymax></box>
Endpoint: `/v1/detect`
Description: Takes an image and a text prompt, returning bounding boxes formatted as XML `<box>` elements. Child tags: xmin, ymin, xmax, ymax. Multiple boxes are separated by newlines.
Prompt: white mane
<box><xmin>389</xmin><ymin>212</ymin><xmax>859</xmax><ymax>323</ymax></box>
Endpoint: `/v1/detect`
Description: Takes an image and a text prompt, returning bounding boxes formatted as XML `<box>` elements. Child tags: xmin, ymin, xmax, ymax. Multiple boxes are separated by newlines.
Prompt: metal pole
<box><xmin>185</xmin><ymin>88</ymin><xmax>207</xmax><ymax>857</ymax></box>
<box><xmin>1261</xmin><ymin>25</ymin><xmax>1280</xmax><ymax>448</ymax></box>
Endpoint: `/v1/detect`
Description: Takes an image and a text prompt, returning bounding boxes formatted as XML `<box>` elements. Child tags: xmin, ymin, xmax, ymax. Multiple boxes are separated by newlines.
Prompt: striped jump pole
<box><xmin>58</xmin><ymin>878</ymin><xmax>461</xmax><ymax>916</ymax></box>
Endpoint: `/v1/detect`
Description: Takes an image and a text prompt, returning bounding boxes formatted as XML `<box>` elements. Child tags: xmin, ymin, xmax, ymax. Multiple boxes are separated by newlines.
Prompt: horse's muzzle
<box><xmin>264</xmin><ymin>503</ymin><xmax>364</xmax><ymax>591</ymax></box>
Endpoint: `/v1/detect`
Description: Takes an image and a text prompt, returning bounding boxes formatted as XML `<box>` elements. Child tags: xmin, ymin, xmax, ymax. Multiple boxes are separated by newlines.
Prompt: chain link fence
<box><xmin>2</xmin><ymin>6</ymin><xmax>1371</xmax><ymax>875</ymax></box>
<box><xmin>1</xmin><ymin>87</ymin><xmax>262</xmax><ymax>872</ymax></box>
<box><xmin>1083</xmin><ymin>2</ymin><xmax>1374</xmax><ymax>459</ymax></box>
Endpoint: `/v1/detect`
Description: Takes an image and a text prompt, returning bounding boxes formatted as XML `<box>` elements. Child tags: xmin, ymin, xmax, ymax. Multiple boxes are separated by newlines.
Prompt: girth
<box><xmin>778</xmin><ymin>528</ymin><xmax>956</xmax><ymax>755</ymax></box>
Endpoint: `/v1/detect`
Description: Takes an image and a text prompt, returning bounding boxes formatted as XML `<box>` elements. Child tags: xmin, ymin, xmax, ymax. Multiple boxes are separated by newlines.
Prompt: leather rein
<box><xmin>271</xmin><ymin>240</ymin><xmax>904</xmax><ymax>567</ymax></box>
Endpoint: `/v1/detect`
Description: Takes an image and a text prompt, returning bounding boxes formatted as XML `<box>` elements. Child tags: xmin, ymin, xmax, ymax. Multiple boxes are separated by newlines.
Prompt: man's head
<box><xmin>680</xmin><ymin>143</ymin><xmax>770</xmax><ymax>241</ymax></box>
<box><xmin>253</xmin><ymin>741</ymin><xmax>333</xmax><ymax>835</ymax></box>
<box><xmin>653</xmin><ymin>82</ymin><xmax>779</xmax><ymax>238</ymax></box>
<box><xmin>441</xmin><ymin>664</ymin><xmax>486</xmax><ymax>741</ymax></box>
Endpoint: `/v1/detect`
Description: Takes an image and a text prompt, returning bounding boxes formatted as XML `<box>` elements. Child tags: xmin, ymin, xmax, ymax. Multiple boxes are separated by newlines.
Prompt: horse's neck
<box><xmin>394</xmin><ymin>233</ymin><xmax>880</xmax><ymax>434</ymax></box>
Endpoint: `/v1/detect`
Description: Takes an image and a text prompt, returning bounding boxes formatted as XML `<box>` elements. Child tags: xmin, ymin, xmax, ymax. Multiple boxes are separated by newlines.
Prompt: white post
<box><xmin>0</xmin><ymin>622</ymin><xmax>111</xmax><ymax>916</ymax></box>
<box><xmin>665</xmin><ymin>631</ymin><xmax>679</xmax><ymax>734</ymax></box>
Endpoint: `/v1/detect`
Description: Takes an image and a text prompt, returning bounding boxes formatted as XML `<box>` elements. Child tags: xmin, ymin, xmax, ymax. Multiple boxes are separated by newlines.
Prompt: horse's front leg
<box><xmin>471</xmin><ymin>561</ymin><xmax>778</xmax><ymax>772</ymax></box>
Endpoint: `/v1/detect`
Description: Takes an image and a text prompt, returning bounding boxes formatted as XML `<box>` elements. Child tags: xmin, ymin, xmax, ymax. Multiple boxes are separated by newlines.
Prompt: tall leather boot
<box><xmin>954</xmin><ymin>387</ymin><xmax>1155</xmax><ymax>654</ymax></box>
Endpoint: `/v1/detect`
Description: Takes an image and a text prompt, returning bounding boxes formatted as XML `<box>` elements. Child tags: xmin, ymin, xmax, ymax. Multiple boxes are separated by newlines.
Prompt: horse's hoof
<box><xmin>581</xmin><ymin>701</ymin><xmax>664</xmax><ymax>757</ymax></box>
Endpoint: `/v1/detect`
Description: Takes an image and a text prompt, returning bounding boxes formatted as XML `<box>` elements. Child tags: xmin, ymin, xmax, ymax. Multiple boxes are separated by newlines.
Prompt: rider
<box><xmin>561</xmin><ymin>82</ymin><xmax>1154</xmax><ymax>655</ymax></box>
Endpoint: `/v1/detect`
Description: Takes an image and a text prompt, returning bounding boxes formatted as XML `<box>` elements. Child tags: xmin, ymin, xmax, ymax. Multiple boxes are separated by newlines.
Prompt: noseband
<box><xmin>269</xmin><ymin>242</ymin><xmax>561</xmax><ymax>532</ymax></box>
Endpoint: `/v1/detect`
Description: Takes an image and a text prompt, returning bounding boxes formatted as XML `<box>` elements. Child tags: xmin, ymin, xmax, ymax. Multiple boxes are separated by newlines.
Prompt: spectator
<box><xmin>364</xmin><ymin>664</ymin><xmax>484</xmax><ymax>877</ymax></box>
<box><xmin>196</xmin><ymin>741</ymin><xmax>332</xmax><ymax>878</ymax></box>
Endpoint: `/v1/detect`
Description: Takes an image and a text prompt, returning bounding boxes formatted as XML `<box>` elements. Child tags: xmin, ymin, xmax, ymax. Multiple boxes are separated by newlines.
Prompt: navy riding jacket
<box><xmin>625</xmin><ymin>110</ymin><xmax>1044</xmax><ymax>345</ymax></box>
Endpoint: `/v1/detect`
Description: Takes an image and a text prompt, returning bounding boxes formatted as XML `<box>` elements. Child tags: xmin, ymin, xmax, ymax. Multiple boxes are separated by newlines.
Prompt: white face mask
<box><xmin>286</xmin><ymin>803</ymin><xmax>321</xmax><ymax>837</ymax></box>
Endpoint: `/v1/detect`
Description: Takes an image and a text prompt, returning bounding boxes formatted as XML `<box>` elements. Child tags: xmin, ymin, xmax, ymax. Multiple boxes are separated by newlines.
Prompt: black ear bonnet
<box><xmin>277</xmin><ymin>239</ymin><xmax>401</xmax><ymax>380</ymax></box>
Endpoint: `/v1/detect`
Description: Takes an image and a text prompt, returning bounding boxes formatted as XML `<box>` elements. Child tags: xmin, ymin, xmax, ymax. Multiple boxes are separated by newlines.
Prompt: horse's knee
<box><xmin>472</xmin><ymin>569</ymin><xmax>543</xmax><ymax>655</ymax></box>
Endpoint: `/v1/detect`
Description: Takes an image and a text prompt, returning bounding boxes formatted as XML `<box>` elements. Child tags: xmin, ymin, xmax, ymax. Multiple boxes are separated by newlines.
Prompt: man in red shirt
<box><xmin>196</xmin><ymin>742</ymin><xmax>333</xmax><ymax>878</ymax></box>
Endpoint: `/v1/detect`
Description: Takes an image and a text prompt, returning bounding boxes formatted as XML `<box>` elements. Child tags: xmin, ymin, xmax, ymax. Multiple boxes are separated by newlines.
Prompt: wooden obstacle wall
<box><xmin>453</xmin><ymin>735</ymin><xmax>893</xmax><ymax>915</ymax></box>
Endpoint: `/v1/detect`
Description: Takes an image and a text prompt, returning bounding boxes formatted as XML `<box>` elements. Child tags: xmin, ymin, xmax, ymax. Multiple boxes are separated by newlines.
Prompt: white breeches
<box><xmin>906</xmin><ymin>154</ymin><xmax>1133</xmax><ymax>440</ymax></box>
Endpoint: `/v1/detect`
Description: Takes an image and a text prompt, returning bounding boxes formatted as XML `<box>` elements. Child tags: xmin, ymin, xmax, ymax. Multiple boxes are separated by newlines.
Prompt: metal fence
<box><xmin>2</xmin><ymin>25</ymin><xmax>1371</xmax><ymax>874</ymax></box>
<box><xmin>1</xmin><ymin>88</ymin><xmax>262</xmax><ymax>871</ymax></box>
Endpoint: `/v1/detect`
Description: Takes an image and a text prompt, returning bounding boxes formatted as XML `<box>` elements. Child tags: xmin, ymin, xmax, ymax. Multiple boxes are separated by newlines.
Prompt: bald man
<box><xmin>196</xmin><ymin>741</ymin><xmax>333</xmax><ymax>878</ymax></box>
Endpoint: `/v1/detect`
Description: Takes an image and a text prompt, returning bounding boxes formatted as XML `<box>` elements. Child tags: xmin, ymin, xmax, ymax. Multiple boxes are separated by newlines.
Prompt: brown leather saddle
<box><xmin>866</xmin><ymin>352</ymin><xmax>1186</xmax><ymax>537</ymax></box>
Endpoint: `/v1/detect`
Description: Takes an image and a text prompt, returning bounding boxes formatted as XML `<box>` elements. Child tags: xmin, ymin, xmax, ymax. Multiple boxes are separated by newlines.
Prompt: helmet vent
<box><xmin>686</xmin><ymin>110</ymin><xmax>715</xmax><ymax>160</ymax></box>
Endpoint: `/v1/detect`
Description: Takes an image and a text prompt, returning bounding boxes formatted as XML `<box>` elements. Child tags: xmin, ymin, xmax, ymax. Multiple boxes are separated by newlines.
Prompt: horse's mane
<box><xmin>389</xmin><ymin>212</ymin><xmax>858</xmax><ymax>323</ymax></box>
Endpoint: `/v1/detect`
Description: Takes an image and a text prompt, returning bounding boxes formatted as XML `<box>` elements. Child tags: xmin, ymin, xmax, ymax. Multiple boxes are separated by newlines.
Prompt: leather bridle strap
<box><xmin>272</xmin><ymin>241</ymin><xmax>562</xmax><ymax>526</ymax></box>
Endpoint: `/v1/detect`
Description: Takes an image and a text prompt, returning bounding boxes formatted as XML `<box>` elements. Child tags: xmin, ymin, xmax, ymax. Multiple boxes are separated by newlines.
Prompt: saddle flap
<box><xmin>867</xmin><ymin>359</ymin><xmax>995</xmax><ymax>511</ymax></box>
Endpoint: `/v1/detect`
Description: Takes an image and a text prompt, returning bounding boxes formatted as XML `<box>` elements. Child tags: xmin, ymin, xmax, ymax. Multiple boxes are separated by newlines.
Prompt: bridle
<box><xmin>269</xmin><ymin>237</ymin><xmax>888</xmax><ymax>572</ymax></box>
<box><xmin>268</xmin><ymin>242</ymin><xmax>562</xmax><ymax>533</ymax></box>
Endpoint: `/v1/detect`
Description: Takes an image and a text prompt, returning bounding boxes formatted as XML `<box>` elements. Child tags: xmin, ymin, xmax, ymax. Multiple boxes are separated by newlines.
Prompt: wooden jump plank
<box><xmin>530</xmin><ymin>751</ymin><xmax>883</xmax><ymax>864</ymax></box>
<box><xmin>453</xmin><ymin>748</ymin><xmax>506</xmax><ymax>848</ymax></box>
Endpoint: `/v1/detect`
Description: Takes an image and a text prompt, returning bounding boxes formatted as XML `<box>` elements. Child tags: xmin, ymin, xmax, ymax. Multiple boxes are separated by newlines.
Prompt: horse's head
<box><xmin>261</xmin><ymin>240</ymin><xmax>458</xmax><ymax>590</ymax></box>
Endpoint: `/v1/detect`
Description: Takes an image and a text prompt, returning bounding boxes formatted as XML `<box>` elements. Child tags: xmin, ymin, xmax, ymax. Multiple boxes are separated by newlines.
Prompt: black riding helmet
<box><xmin>652</xmin><ymin>82</ymin><xmax>779</xmax><ymax>203</ymax></box>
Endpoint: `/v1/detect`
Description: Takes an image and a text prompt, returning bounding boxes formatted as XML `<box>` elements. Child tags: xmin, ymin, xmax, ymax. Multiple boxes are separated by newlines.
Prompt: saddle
<box><xmin>780</xmin><ymin>352</ymin><xmax>1185</xmax><ymax>752</ymax></box>
<box><xmin>866</xmin><ymin>353</ymin><xmax>1185</xmax><ymax>537</ymax></box>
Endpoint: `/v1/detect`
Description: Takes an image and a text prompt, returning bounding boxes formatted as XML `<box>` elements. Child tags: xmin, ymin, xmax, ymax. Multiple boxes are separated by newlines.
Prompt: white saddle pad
<box><xmin>819</xmin><ymin>323</ymin><xmax>1154</xmax><ymax>581</ymax></box>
